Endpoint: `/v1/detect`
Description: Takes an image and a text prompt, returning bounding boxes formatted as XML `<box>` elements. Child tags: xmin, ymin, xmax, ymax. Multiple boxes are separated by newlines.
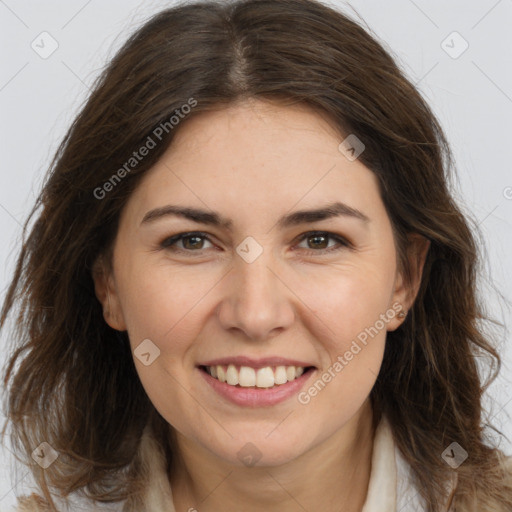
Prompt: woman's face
<box><xmin>94</xmin><ymin>99</ymin><xmax>422</xmax><ymax>467</ymax></box>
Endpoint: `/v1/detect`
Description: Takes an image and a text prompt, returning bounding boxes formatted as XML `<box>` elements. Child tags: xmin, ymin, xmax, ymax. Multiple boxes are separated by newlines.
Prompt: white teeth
<box><xmin>206</xmin><ymin>364</ymin><xmax>308</xmax><ymax>388</ymax></box>
<box><xmin>239</xmin><ymin>366</ymin><xmax>256</xmax><ymax>387</ymax></box>
<box><xmin>256</xmin><ymin>367</ymin><xmax>275</xmax><ymax>388</ymax></box>
<box><xmin>217</xmin><ymin>366</ymin><xmax>226</xmax><ymax>383</ymax></box>
<box><xmin>226</xmin><ymin>364</ymin><xmax>239</xmax><ymax>386</ymax></box>
<box><xmin>274</xmin><ymin>366</ymin><xmax>288</xmax><ymax>385</ymax></box>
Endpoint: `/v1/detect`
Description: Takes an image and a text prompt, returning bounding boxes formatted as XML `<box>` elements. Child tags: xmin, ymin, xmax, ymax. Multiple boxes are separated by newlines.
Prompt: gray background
<box><xmin>1</xmin><ymin>0</ymin><xmax>511</xmax><ymax>507</ymax></box>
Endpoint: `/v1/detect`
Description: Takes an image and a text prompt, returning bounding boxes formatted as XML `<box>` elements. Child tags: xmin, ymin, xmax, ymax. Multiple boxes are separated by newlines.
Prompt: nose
<box><xmin>216</xmin><ymin>251</ymin><xmax>296</xmax><ymax>342</ymax></box>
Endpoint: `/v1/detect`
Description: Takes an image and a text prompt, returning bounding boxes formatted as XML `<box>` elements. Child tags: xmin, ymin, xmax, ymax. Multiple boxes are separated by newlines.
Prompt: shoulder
<box><xmin>495</xmin><ymin>450</ymin><xmax>512</xmax><ymax>483</ymax></box>
<box><xmin>11</xmin><ymin>493</ymin><xmax>124</xmax><ymax>512</ymax></box>
<box><xmin>455</xmin><ymin>452</ymin><xmax>512</xmax><ymax>512</ymax></box>
<box><xmin>502</xmin><ymin>452</ymin><xmax>512</xmax><ymax>480</ymax></box>
<box><xmin>11</xmin><ymin>494</ymin><xmax>51</xmax><ymax>512</ymax></box>
<box><xmin>7</xmin><ymin>422</ymin><xmax>166</xmax><ymax>512</ymax></box>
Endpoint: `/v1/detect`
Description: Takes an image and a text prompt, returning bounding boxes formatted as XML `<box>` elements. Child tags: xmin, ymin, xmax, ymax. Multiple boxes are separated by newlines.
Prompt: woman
<box><xmin>2</xmin><ymin>0</ymin><xmax>511</xmax><ymax>510</ymax></box>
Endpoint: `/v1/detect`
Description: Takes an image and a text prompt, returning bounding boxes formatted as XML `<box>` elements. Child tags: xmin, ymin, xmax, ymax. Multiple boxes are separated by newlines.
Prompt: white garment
<box><xmin>134</xmin><ymin>414</ymin><xmax>437</xmax><ymax>512</ymax></box>
<box><xmin>10</xmin><ymin>415</ymin><xmax>455</xmax><ymax>512</ymax></box>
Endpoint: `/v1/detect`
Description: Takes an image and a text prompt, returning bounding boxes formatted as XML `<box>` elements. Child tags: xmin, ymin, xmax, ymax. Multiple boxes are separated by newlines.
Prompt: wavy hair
<box><xmin>2</xmin><ymin>0</ymin><xmax>511</xmax><ymax>510</ymax></box>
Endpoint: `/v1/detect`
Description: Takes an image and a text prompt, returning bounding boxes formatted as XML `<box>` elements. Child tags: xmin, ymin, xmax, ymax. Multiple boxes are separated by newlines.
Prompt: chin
<box><xmin>208</xmin><ymin>431</ymin><xmax>313</xmax><ymax>468</ymax></box>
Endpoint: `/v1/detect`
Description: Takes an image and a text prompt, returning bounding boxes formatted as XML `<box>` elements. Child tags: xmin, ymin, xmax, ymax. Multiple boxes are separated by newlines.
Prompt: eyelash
<box><xmin>160</xmin><ymin>231</ymin><xmax>351</xmax><ymax>256</ymax></box>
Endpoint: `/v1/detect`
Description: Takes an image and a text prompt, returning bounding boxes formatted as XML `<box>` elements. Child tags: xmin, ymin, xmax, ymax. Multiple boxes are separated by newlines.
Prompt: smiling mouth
<box><xmin>199</xmin><ymin>364</ymin><xmax>315</xmax><ymax>389</ymax></box>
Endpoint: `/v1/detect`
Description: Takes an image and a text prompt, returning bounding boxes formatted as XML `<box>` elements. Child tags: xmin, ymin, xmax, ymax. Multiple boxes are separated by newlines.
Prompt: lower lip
<box><xmin>198</xmin><ymin>367</ymin><xmax>315</xmax><ymax>407</ymax></box>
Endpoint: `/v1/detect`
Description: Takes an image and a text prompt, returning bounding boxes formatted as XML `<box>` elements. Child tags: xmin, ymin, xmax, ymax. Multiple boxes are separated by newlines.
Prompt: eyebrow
<box><xmin>140</xmin><ymin>201</ymin><xmax>370</xmax><ymax>229</ymax></box>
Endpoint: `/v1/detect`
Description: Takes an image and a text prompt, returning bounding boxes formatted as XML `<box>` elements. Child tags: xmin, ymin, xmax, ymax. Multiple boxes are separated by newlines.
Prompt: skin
<box><xmin>93</xmin><ymin>98</ymin><xmax>429</xmax><ymax>511</ymax></box>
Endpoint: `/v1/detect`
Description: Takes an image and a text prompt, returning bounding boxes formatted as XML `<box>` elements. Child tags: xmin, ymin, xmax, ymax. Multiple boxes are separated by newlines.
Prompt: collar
<box><xmin>361</xmin><ymin>414</ymin><xmax>397</xmax><ymax>512</ymax></box>
<box><xmin>132</xmin><ymin>414</ymin><xmax>445</xmax><ymax>512</ymax></box>
<box><xmin>15</xmin><ymin>414</ymin><xmax>457</xmax><ymax>511</ymax></box>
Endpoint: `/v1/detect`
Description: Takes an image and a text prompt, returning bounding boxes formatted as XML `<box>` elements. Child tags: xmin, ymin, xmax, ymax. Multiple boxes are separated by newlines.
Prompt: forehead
<box><xmin>168</xmin><ymin>99</ymin><xmax>345</xmax><ymax>166</ymax></box>
<box><xmin>124</xmin><ymin>99</ymin><xmax>385</xmax><ymax>229</ymax></box>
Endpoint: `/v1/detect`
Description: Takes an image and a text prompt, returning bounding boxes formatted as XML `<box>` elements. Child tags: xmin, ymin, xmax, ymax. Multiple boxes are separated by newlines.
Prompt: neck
<box><xmin>169</xmin><ymin>400</ymin><xmax>376</xmax><ymax>512</ymax></box>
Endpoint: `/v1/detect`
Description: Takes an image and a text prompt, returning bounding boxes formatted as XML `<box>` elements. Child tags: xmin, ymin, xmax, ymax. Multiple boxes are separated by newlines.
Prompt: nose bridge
<box><xmin>218</xmin><ymin>245</ymin><xmax>295</xmax><ymax>341</ymax></box>
<box><xmin>238</xmin><ymin>253</ymin><xmax>278</xmax><ymax>306</ymax></box>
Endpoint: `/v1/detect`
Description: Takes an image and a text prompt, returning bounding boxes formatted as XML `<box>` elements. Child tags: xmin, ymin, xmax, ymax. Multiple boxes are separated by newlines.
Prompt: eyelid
<box><xmin>159</xmin><ymin>230</ymin><xmax>352</xmax><ymax>255</ymax></box>
<box><xmin>160</xmin><ymin>231</ymin><xmax>215</xmax><ymax>250</ymax></box>
<box><xmin>292</xmin><ymin>231</ymin><xmax>352</xmax><ymax>253</ymax></box>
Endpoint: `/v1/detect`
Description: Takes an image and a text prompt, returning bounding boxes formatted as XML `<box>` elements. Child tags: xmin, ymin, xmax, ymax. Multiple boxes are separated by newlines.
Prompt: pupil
<box><xmin>184</xmin><ymin>236</ymin><xmax>203</xmax><ymax>249</ymax></box>
<box><xmin>309</xmin><ymin>235</ymin><xmax>327</xmax><ymax>249</ymax></box>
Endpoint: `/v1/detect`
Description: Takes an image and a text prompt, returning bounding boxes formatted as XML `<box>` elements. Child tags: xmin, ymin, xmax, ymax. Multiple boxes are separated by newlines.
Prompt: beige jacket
<box><xmin>10</xmin><ymin>416</ymin><xmax>510</xmax><ymax>512</ymax></box>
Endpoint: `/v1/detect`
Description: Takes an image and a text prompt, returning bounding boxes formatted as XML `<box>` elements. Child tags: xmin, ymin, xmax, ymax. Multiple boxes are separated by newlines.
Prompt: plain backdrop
<box><xmin>1</xmin><ymin>0</ymin><xmax>511</xmax><ymax>507</ymax></box>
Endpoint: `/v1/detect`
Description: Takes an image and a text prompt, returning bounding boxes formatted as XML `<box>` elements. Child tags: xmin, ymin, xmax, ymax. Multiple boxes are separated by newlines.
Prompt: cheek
<box><xmin>299</xmin><ymin>258</ymin><xmax>395</xmax><ymax>413</ymax></box>
<box><xmin>115</xmin><ymin>255</ymin><xmax>219</xmax><ymax>351</ymax></box>
<box><xmin>296</xmin><ymin>269</ymin><xmax>390</xmax><ymax>423</ymax></box>
<box><xmin>295</xmin><ymin>259</ymin><xmax>396</xmax><ymax>350</ymax></box>
<box><xmin>113</xmin><ymin>258</ymin><xmax>213</xmax><ymax>433</ymax></box>
<box><xmin>290</xmin><ymin>261</ymin><xmax>394</xmax><ymax>416</ymax></box>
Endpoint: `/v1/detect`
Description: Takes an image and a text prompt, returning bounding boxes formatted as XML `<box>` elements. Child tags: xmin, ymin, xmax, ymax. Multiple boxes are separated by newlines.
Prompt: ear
<box><xmin>387</xmin><ymin>233</ymin><xmax>430</xmax><ymax>331</ymax></box>
<box><xmin>91</xmin><ymin>254</ymin><xmax>127</xmax><ymax>331</ymax></box>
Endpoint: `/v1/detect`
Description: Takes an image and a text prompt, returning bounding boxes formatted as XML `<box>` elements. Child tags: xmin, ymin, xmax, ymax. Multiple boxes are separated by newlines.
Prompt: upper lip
<box><xmin>199</xmin><ymin>356</ymin><xmax>315</xmax><ymax>369</ymax></box>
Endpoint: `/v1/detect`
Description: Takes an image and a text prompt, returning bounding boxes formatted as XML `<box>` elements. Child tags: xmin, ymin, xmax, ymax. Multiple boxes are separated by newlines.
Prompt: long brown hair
<box><xmin>2</xmin><ymin>0</ymin><xmax>511</xmax><ymax>510</ymax></box>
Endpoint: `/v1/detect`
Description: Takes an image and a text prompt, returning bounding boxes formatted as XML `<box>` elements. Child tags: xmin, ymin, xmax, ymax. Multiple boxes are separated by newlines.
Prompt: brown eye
<box><xmin>161</xmin><ymin>232</ymin><xmax>214</xmax><ymax>252</ymax></box>
<box><xmin>306</xmin><ymin>234</ymin><xmax>329</xmax><ymax>249</ymax></box>
<box><xmin>181</xmin><ymin>235</ymin><xmax>206</xmax><ymax>250</ymax></box>
<box><xmin>296</xmin><ymin>231</ymin><xmax>350</xmax><ymax>254</ymax></box>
